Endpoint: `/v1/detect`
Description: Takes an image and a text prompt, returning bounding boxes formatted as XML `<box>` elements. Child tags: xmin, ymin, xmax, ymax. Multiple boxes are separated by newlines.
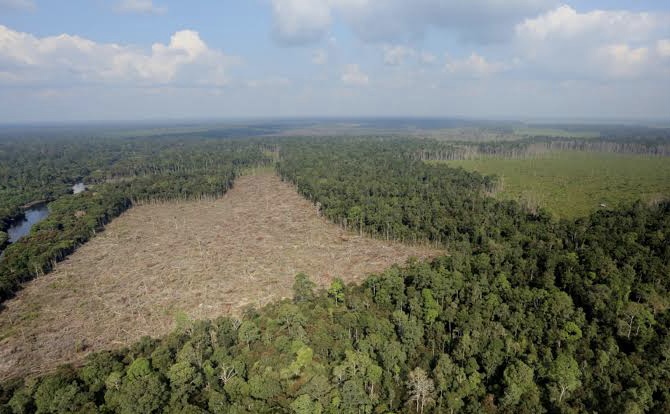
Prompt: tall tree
<box><xmin>406</xmin><ymin>367</ymin><xmax>435</xmax><ymax>414</ymax></box>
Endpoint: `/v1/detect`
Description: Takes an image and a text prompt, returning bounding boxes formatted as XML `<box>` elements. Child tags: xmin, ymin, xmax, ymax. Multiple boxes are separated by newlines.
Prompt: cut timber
<box><xmin>0</xmin><ymin>172</ymin><xmax>441</xmax><ymax>380</ymax></box>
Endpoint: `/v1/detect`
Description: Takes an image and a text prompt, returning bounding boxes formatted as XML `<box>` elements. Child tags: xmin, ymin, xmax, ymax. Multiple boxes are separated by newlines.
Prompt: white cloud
<box><xmin>0</xmin><ymin>0</ymin><xmax>34</xmax><ymax>11</ymax></box>
<box><xmin>115</xmin><ymin>0</ymin><xmax>166</xmax><ymax>15</ymax></box>
<box><xmin>420</xmin><ymin>52</ymin><xmax>437</xmax><ymax>64</ymax></box>
<box><xmin>271</xmin><ymin>0</ymin><xmax>332</xmax><ymax>45</ymax></box>
<box><xmin>271</xmin><ymin>0</ymin><xmax>557</xmax><ymax>45</ymax></box>
<box><xmin>312</xmin><ymin>49</ymin><xmax>328</xmax><ymax>65</ymax></box>
<box><xmin>513</xmin><ymin>5</ymin><xmax>670</xmax><ymax>80</ymax></box>
<box><xmin>382</xmin><ymin>45</ymin><xmax>440</xmax><ymax>66</ymax></box>
<box><xmin>341</xmin><ymin>63</ymin><xmax>368</xmax><ymax>85</ymax></box>
<box><xmin>383</xmin><ymin>45</ymin><xmax>415</xmax><ymax>65</ymax></box>
<box><xmin>246</xmin><ymin>77</ymin><xmax>291</xmax><ymax>88</ymax></box>
<box><xmin>597</xmin><ymin>44</ymin><xmax>650</xmax><ymax>78</ymax></box>
<box><xmin>0</xmin><ymin>25</ymin><xmax>239</xmax><ymax>87</ymax></box>
<box><xmin>445</xmin><ymin>52</ymin><xmax>507</xmax><ymax>77</ymax></box>
<box><xmin>516</xmin><ymin>5</ymin><xmax>660</xmax><ymax>42</ymax></box>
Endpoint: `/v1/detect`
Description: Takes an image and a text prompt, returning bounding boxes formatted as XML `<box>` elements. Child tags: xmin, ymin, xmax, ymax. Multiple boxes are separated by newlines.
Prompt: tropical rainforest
<box><xmin>0</xmin><ymin>125</ymin><xmax>669</xmax><ymax>413</ymax></box>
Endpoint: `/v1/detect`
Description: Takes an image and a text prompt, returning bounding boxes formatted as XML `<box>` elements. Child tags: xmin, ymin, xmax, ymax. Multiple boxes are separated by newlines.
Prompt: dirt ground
<box><xmin>0</xmin><ymin>172</ymin><xmax>441</xmax><ymax>380</ymax></box>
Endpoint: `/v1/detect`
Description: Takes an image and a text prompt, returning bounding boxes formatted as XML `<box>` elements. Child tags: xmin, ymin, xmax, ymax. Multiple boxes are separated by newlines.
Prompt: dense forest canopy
<box><xmin>0</xmin><ymin>130</ymin><xmax>669</xmax><ymax>413</ymax></box>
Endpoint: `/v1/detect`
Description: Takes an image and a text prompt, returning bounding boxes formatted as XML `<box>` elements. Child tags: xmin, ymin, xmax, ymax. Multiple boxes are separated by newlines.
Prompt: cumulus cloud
<box><xmin>515</xmin><ymin>5</ymin><xmax>660</xmax><ymax>42</ymax></box>
<box><xmin>382</xmin><ymin>45</ymin><xmax>440</xmax><ymax>66</ymax></box>
<box><xmin>271</xmin><ymin>0</ymin><xmax>556</xmax><ymax>45</ymax></box>
<box><xmin>341</xmin><ymin>63</ymin><xmax>368</xmax><ymax>85</ymax></box>
<box><xmin>0</xmin><ymin>25</ymin><xmax>239</xmax><ymax>87</ymax></box>
<box><xmin>514</xmin><ymin>5</ymin><xmax>670</xmax><ymax>79</ymax></box>
<box><xmin>383</xmin><ymin>45</ymin><xmax>415</xmax><ymax>65</ymax></box>
<box><xmin>271</xmin><ymin>0</ymin><xmax>332</xmax><ymax>45</ymax></box>
<box><xmin>270</xmin><ymin>1</ymin><xmax>669</xmax><ymax>84</ymax></box>
<box><xmin>445</xmin><ymin>53</ymin><xmax>508</xmax><ymax>77</ymax></box>
<box><xmin>115</xmin><ymin>0</ymin><xmax>166</xmax><ymax>15</ymax></box>
<box><xmin>597</xmin><ymin>44</ymin><xmax>650</xmax><ymax>78</ymax></box>
<box><xmin>0</xmin><ymin>0</ymin><xmax>34</xmax><ymax>11</ymax></box>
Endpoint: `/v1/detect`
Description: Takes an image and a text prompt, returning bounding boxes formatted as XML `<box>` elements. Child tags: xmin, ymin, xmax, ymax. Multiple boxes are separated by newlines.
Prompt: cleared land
<box><xmin>444</xmin><ymin>151</ymin><xmax>670</xmax><ymax>218</ymax></box>
<box><xmin>0</xmin><ymin>172</ymin><xmax>439</xmax><ymax>380</ymax></box>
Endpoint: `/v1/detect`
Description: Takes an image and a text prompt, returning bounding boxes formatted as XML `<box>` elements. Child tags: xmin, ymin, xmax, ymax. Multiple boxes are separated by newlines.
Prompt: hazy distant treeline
<box><xmin>411</xmin><ymin>137</ymin><xmax>670</xmax><ymax>161</ymax></box>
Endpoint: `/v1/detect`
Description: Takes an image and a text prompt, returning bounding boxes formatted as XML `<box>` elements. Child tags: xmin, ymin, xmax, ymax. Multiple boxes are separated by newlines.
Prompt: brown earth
<box><xmin>0</xmin><ymin>172</ymin><xmax>441</xmax><ymax>380</ymax></box>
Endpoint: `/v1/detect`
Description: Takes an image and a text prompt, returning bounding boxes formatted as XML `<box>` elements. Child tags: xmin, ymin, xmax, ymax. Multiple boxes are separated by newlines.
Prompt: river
<box><xmin>2</xmin><ymin>183</ymin><xmax>82</xmax><ymax>253</ymax></box>
<box><xmin>7</xmin><ymin>204</ymin><xmax>50</xmax><ymax>243</ymax></box>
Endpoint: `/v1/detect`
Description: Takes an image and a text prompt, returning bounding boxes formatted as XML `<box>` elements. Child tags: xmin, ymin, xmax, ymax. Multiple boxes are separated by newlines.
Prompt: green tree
<box><xmin>248</xmin><ymin>372</ymin><xmax>281</xmax><ymax>401</ymax></box>
<box><xmin>167</xmin><ymin>361</ymin><xmax>203</xmax><ymax>404</ymax></box>
<box><xmin>79</xmin><ymin>352</ymin><xmax>124</xmax><ymax>393</ymax></box>
<box><xmin>105</xmin><ymin>363</ymin><xmax>168</xmax><ymax>414</ymax></box>
<box><xmin>548</xmin><ymin>354</ymin><xmax>581</xmax><ymax>404</ymax></box>
<box><xmin>281</xmin><ymin>343</ymin><xmax>314</xmax><ymax>379</ymax></box>
<box><xmin>392</xmin><ymin>310</ymin><xmax>424</xmax><ymax>349</ymax></box>
<box><xmin>347</xmin><ymin>206</ymin><xmax>364</xmax><ymax>235</ymax></box>
<box><xmin>422</xmin><ymin>288</ymin><xmax>440</xmax><ymax>325</ymax></box>
<box><xmin>237</xmin><ymin>321</ymin><xmax>260</xmax><ymax>350</ymax></box>
<box><xmin>406</xmin><ymin>367</ymin><xmax>435</xmax><ymax>414</ymax></box>
<box><xmin>293</xmin><ymin>273</ymin><xmax>316</xmax><ymax>303</ymax></box>
<box><xmin>500</xmin><ymin>360</ymin><xmax>539</xmax><ymax>408</ymax></box>
<box><xmin>340</xmin><ymin>379</ymin><xmax>371</xmax><ymax>414</ymax></box>
<box><xmin>290</xmin><ymin>394</ymin><xmax>323</xmax><ymax>414</ymax></box>
<box><xmin>277</xmin><ymin>303</ymin><xmax>307</xmax><ymax>338</ymax></box>
<box><xmin>34</xmin><ymin>374</ymin><xmax>91</xmax><ymax>414</ymax></box>
<box><xmin>223</xmin><ymin>377</ymin><xmax>249</xmax><ymax>403</ymax></box>
<box><xmin>328</xmin><ymin>279</ymin><xmax>345</xmax><ymax>305</ymax></box>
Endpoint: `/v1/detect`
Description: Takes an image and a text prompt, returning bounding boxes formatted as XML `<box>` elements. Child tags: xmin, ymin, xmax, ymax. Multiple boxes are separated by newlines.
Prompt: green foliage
<box><xmin>167</xmin><ymin>361</ymin><xmax>203</xmax><ymax>404</ymax></box>
<box><xmin>105</xmin><ymin>362</ymin><xmax>168</xmax><ymax>414</ymax></box>
<box><xmin>281</xmin><ymin>342</ymin><xmax>314</xmax><ymax>379</ymax></box>
<box><xmin>500</xmin><ymin>360</ymin><xmax>538</xmax><ymax>408</ymax></box>
<box><xmin>293</xmin><ymin>273</ymin><xmax>316</xmax><ymax>303</ymax></box>
<box><xmin>290</xmin><ymin>394</ymin><xmax>323</xmax><ymax>414</ymax></box>
<box><xmin>1</xmin><ymin>136</ymin><xmax>669</xmax><ymax>413</ymax></box>
<box><xmin>421</xmin><ymin>289</ymin><xmax>439</xmax><ymax>325</ymax></box>
<box><xmin>237</xmin><ymin>321</ymin><xmax>260</xmax><ymax>349</ymax></box>
<box><xmin>445</xmin><ymin>151</ymin><xmax>670</xmax><ymax>218</ymax></box>
<box><xmin>548</xmin><ymin>354</ymin><xmax>581</xmax><ymax>404</ymax></box>
<box><xmin>78</xmin><ymin>352</ymin><xmax>123</xmax><ymax>393</ymax></box>
<box><xmin>327</xmin><ymin>278</ymin><xmax>345</xmax><ymax>305</ymax></box>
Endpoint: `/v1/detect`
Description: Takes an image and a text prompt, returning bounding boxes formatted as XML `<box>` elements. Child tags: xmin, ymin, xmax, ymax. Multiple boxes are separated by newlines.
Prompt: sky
<box><xmin>0</xmin><ymin>0</ymin><xmax>669</xmax><ymax>122</ymax></box>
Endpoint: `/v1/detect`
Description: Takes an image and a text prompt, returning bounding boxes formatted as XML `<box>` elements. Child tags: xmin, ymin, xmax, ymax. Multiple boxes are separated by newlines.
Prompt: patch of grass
<box><xmin>442</xmin><ymin>151</ymin><xmax>670</xmax><ymax>219</ymax></box>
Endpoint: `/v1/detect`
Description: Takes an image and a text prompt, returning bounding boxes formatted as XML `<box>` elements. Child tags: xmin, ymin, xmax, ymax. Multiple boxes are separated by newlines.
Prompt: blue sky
<box><xmin>0</xmin><ymin>0</ymin><xmax>669</xmax><ymax>122</ymax></box>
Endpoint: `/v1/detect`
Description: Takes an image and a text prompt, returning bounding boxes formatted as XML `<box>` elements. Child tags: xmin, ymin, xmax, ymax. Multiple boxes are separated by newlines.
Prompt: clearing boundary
<box><xmin>0</xmin><ymin>172</ymin><xmax>440</xmax><ymax>380</ymax></box>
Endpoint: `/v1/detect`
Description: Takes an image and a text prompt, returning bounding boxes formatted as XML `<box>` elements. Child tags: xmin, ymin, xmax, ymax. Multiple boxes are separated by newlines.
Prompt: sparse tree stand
<box><xmin>406</xmin><ymin>367</ymin><xmax>435</xmax><ymax>414</ymax></box>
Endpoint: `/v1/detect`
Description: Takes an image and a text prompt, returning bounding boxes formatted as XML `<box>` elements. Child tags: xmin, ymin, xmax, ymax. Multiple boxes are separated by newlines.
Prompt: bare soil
<box><xmin>0</xmin><ymin>172</ymin><xmax>441</xmax><ymax>380</ymax></box>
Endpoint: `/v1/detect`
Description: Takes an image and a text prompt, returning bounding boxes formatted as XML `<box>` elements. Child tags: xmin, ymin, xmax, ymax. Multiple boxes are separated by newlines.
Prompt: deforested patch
<box><xmin>0</xmin><ymin>172</ymin><xmax>440</xmax><ymax>380</ymax></box>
